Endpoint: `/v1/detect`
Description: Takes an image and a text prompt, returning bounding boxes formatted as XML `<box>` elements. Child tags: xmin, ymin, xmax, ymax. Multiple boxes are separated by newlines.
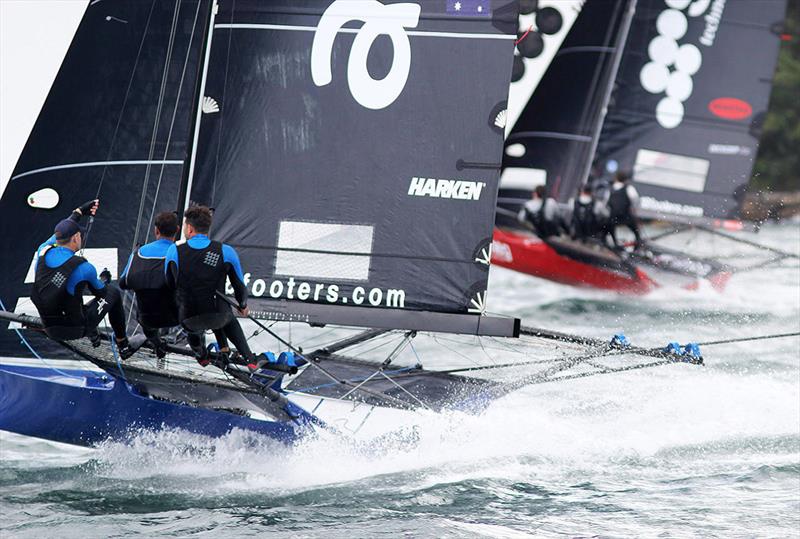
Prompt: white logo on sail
<box><xmin>407</xmin><ymin>177</ymin><xmax>486</xmax><ymax>201</ymax></box>
<box><xmin>639</xmin><ymin>0</ymin><xmax>723</xmax><ymax>129</ymax></box>
<box><xmin>311</xmin><ymin>0</ymin><xmax>421</xmax><ymax>110</ymax></box>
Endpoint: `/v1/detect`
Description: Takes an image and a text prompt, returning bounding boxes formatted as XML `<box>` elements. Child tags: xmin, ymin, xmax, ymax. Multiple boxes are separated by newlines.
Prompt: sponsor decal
<box><xmin>641</xmin><ymin>195</ymin><xmax>704</xmax><ymax>217</ymax></box>
<box><xmin>311</xmin><ymin>0</ymin><xmax>420</xmax><ymax>110</ymax></box>
<box><xmin>708</xmin><ymin>143</ymin><xmax>751</xmax><ymax>155</ymax></box>
<box><xmin>407</xmin><ymin>177</ymin><xmax>486</xmax><ymax>200</ymax></box>
<box><xmin>227</xmin><ymin>274</ymin><xmax>406</xmax><ymax>309</ymax></box>
<box><xmin>639</xmin><ymin>0</ymin><xmax>727</xmax><ymax>128</ymax></box>
<box><xmin>708</xmin><ymin>97</ymin><xmax>752</xmax><ymax>121</ymax></box>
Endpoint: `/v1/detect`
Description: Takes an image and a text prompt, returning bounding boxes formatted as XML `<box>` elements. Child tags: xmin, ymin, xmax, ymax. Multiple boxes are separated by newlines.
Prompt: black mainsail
<box><xmin>595</xmin><ymin>0</ymin><xmax>787</xmax><ymax>225</ymax></box>
<box><xmin>186</xmin><ymin>0</ymin><xmax>519</xmax><ymax>335</ymax></box>
<box><xmin>0</xmin><ymin>0</ymin><xmax>212</xmax><ymax>358</ymax></box>
<box><xmin>501</xmin><ymin>0</ymin><xmax>636</xmax><ymax>204</ymax></box>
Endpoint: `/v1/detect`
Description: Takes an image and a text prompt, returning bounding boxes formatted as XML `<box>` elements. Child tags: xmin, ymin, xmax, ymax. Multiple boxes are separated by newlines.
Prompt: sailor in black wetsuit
<box><xmin>572</xmin><ymin>185</ymin><xmax>599</xmax><ymax>242</ymax></box>
<box><xmin>165</xmin><ymin>205</ymin><xmax>253</xmax><ymax>364</ymax></box>
<box><xmin>605</xmin><ymin>171</ymin><xmax>643</xmax><ymax>249</ymax></box>
<box><xmin>119</xmin><ymin>211</ymin><xmax>180</xmax><ymax>358</ymax></box>
<box><xmin>31</xmin><ymin>199</ymin><xmax>133</xmax><ymax>357</ymax></box>
<box><xmin>518</xmin><ymin>185</ymin><xmax>563</xmax><ymax>238</ymax></box>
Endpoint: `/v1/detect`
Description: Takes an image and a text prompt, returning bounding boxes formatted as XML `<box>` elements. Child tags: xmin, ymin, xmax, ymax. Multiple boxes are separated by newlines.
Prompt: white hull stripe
<box><xmin>215</xmin><ymin>23</ymin><xmax>516</xmax><ymax>40</ymax></box>
<box><xmin>11</xmin><ymin>160</ymin><xmax>183</xmax><ymax>181</ymax></box>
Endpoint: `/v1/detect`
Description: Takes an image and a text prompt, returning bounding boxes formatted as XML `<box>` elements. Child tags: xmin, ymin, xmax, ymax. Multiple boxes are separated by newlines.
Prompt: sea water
<box><xmin>1</xmin><ymin>224</ymin><xmax>798</xmax><ymax>538</ymax></box>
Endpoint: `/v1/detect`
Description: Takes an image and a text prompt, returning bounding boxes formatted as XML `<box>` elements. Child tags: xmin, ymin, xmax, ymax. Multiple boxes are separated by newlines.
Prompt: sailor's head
<box><xmin>614</xmin><ymin>171</ymin><xmax>632</xmax><ymax>184</ymax></box>
<box><xmin>533</xmin><ymin>185</ymin><xmax>546</xmax><ymax>200</ymax></box>
<box><xmin>580</xmin><ymin>184</ymin><xmax>592</xmax><ymax>196</ymax></box>
<box><xmin>154</xmin><ymin>211</ymin><xmax>179</xmax><ymax>241</ymax></box>
<box><xmin>183</xmin><ymin>205</ymin><xmax>213</xmax><ymax>239</ymax></box>
<box><xmin>54</xmin><ymin>219</ymin><xmax>83</xmax><ymax>251</ymax></box>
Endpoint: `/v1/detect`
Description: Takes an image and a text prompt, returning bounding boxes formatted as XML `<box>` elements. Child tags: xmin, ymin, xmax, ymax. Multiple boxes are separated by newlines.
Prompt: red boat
<box><xmin>491</xmin><ymin>227</ymin><xmax>731</xmax><ymax>295</ymax></box>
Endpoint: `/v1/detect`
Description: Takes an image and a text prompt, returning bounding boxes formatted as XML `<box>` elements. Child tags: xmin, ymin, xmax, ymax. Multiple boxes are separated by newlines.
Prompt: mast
<box><xmin>578</xmin><ymin>0</ymin><xmax>636</xmax><ymax>188</ymax></box>
<box><xmin>176</xmin><ymin>0</ymin><xmax>217</xmax><ymax>223</ymax></box>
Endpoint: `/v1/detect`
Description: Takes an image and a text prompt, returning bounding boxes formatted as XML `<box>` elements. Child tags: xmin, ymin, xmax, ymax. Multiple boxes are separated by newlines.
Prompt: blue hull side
<box><xmin>0</xmin><ymin>364</ymin><xmax>303</xmax><ymax>447</ymax></box>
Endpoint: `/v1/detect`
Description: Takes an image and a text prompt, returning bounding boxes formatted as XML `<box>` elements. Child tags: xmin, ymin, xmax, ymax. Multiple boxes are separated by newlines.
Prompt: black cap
<box><xmin>54</xmin><ymin>219</ymin><xmax>82</xmax><ymax>240</ymax></box>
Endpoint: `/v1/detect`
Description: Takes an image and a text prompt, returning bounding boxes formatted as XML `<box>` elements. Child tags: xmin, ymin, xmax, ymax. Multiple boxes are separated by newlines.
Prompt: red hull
<box><xmin>491</xmin><ymin>228</ymin><xmax>658</xmax><ymax>294</ymax></box>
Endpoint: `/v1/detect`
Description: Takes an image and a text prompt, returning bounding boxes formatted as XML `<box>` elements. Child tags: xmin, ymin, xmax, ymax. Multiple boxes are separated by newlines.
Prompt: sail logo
<box><xmin>407</xmin><ymin>177</ymin><xmax>486</xmax><ymax>200</ymax></box>
<box><xmin>639</xmin><ymin>0</ymin><xmax>724</xmax><ymax>129</ymax></box>
<box><xmin>311</xmin><ymin>0</ymin><xmax>421</xmax><ymax>110</ymax></box>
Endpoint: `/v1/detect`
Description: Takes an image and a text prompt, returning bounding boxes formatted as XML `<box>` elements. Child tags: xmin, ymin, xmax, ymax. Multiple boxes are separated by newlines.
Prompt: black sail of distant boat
<box><xmin>595</xmin><ymin>0</ymin><xmax>787</xmax><ymax>225</ymax></box>
<box><xmin>502</xmin><ymin>0</ymin><xmax>635</xmax><ymax>204</ymax></box>
<box><xmin>0</xmin><ymin>0</ymin><xmax>212</xmax><ymax>357</ymax></box>
<box><xmin>188</xmin><ymin>0</ymin><xmax>519</xmax><ymax>335</ymax></box>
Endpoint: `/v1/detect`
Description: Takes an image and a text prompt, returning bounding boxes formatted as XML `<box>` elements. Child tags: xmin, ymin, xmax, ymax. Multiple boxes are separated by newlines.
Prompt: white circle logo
<box><xmin>639</xmin><ymin>1</ymin><xmax>709</xmax><ymax>128</ymax></box>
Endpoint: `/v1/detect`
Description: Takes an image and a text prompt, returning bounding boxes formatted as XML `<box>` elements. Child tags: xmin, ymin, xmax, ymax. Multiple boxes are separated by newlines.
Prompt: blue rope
<box><xmin>0</xmin><ymin>298</ymin><xmax>94</xmax><ymax>381</ymax></box>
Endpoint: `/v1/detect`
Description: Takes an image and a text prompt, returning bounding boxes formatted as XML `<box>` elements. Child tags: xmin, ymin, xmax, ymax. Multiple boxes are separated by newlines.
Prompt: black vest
<box><xmin>573</xmin><ymin>199</ymin><xmax>596</xmax><ymax>237</ymax></box>
<box><xmin>175</xmin><ymin>240</ymin><xmax>232</xmax><ymax>329</ymax></box>
<box><xmin>123</xmin><ymin>249</ymin><xmax>179</xmax><ymax>329</ymax></box>
<box><xmin>31</xmin><ymin>246</ymin><xmax>87</xmax><ymax>328</ymax></box>
<box><xmin>608</xmin><ymin>186</ymin><xmax>631</xmax><ymax>219</ymax></box>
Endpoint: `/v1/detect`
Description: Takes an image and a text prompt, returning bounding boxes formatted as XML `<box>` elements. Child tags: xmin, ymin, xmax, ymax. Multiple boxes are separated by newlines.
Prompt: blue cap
<box><xmin>54</xmin><ymin>219</ymin><xmax>82</xmax><ymax>240</ymax></box>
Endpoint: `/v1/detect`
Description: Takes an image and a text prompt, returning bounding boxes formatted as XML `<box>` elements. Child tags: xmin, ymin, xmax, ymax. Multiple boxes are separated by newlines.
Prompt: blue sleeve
<box><xmin>222</xmin><ymin>244</ymin><xmax>245</xmax><ymax>283</ymax></box>
<box><xmin>66</xmin><ymin>261</ymin><xmax>105</xmax><ymax>296</ymax></box>
<box><xmin>33</xmin><ymin>235</ymin><xmax>57</xmax><ymax>272</ymax></box>
<box><xmin>165</xmin><ymin>244</ymin><xmax>179</xmax><ymax>289</ymax></box>
<box><xmin>119</xmin><ymin>252</ymin><xmax>134</xmax><ymax>288</ymax></box>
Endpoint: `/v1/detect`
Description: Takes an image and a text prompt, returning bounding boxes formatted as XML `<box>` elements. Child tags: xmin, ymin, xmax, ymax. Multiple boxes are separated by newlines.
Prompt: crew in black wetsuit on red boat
<box><xmin>605</xmin><ymin>171</ymin><xmax>643</xmax><ymax>249</ymax></box>
<box><xmin>572</xmin><ymin>184</ymin><xmax>601</xmax><ymax>242</ymax></box>
<box><xmin>119</xmin><ymin>211</ymin><xmax>180</xmax><ymax>359</ymax></box>
<box><xmin>31</xmin><ymin>199</ymin><xmax>134</xmax><ymax>358</ymax></box>
<box><xmin>165</xmin><ymin>204</ymin><xmax>253</xmax><ymax>364</ymax></box>
<box><xmin>518</xmin><ymin>185</ymin><xmax>564</xmax><ymax>238</ymax></box>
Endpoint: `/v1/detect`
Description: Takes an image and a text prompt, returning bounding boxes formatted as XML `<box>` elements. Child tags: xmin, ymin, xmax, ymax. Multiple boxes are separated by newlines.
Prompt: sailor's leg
<box><xmin>211</xmin><ymin>328</ymin><xmax>230</xmax><ymax>351</ymax></box>
<box><xmin>221</xmin><ymin>318</ymin><xmax>253</xmax><ymax>358</ymax></box>
<box><xmin>84</xmin><ymin>284</ymin><xmax>127</xmax><ymax>341</ymax></box>
<box><xmin>186</xmin><ymin>330</ymin><xmax>206</xmax><ymax>358</ymax></box>
<box><xmin>626</xmin><ymin>218</ymin><xmax>642</xmax><ymax>247</ymax></box>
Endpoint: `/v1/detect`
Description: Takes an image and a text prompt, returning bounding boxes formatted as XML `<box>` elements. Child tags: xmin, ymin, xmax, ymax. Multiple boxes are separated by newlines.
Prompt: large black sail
<box><xmin>502</xmin><ymin>0</ymin><xmax>635</xmax><ymax>204</ymax></box>
<box><xmin>188</xmin><ymin>0</ymin><xmax>519</xmax><ymax>335</ymax></box>
<box><xmin>0</xmin><ymin>0</ymin><xmax>211</xmax><ymax>356</ymax></box>
<box><xmin>595</xmin><ymin>0</ymin><xmax>787</xmax><ymax>224</ymax></box>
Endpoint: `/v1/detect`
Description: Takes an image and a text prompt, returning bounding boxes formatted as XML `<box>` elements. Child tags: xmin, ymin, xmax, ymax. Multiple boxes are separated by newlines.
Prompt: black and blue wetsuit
<box><xmin>31</xmin><ymin>214</ymin><xmax>126</xmax><ymax>341</ymax></box>
<box><xmin>120</xmin><ymin>238</ymin><xmax>179</xmax><ymax>341</ymax></box>
<box><xmin>164</xmin><ymin>234</ymin><xmax>252</xmax><ymax>358</ymax></box>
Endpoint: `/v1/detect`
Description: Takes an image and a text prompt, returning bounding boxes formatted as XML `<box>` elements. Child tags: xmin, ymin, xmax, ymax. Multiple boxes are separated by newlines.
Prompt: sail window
<box><xmin>275</xmin><ymin>221</ymin><xmax>373</xmax><ymax>281</ymax></box>
<box><xmin>633</xmin><ymin>149</ymin><xmax>709</xmax><ymax>193</ymax></box>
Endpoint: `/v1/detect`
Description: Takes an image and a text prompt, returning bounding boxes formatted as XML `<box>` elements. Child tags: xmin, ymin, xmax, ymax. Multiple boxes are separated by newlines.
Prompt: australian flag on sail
<box><xmin>447</xmin><ymin>0</ymin><xmax>492</xmax><ymax>16</ymax></box>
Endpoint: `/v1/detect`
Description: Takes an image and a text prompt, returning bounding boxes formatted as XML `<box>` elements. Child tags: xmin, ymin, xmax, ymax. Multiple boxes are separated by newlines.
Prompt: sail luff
<box><xmin>179</xmin><ymin>0</ymin><xmax>218</xmax><ymax>223</ymax></box>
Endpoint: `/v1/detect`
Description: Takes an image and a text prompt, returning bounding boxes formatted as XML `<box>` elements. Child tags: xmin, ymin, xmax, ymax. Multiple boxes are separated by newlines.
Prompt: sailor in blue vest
<box><xmin>605</xmin><ymin>171</ymin><xmax>643</xmax><ymax>249</ymax></box>
<box><xmin>120</xmin><ymin>211</ymin><xmax>180</xmax><ymax>358</ymax></box>
<box><xmin>31</xmin><ymin>199</ymin><xmax>134</xmax><ymax>357</ymax></box>
<box><xmin>165</xmin><ymin>205</ymin><xmax>253</xmax><ymax>364</ymax></box>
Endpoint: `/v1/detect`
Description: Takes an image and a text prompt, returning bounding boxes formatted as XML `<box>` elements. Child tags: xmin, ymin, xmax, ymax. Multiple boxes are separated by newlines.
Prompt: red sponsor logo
<box><xmin>708</xmin><ymin>97</ymin><xmax>753</xmax><ymax>121</ymax></box>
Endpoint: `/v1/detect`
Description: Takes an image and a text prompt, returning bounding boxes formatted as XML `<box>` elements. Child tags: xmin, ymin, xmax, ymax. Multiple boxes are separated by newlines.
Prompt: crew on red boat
<box><xmin>518</xmin><ymin>185</ymin><xmax>564</xmax><ymax>238</ymax></box>
<box><xmin>605</xmin><ymin>171</ymin><xmax>642</xmax><ymax>249</ymax></box>
<box><xmin>31</xmin><ymin>199</ymin><xmax>134</xmax><ymax>358</ymax></box>
<box><xmin>571</xmin><ymin>184</ymin><xmax>601</xmax><ymax>242</ymax></box>
<box><xmin>165</xmin><ymin>204</ymin><xmax>254</xmax><ymax>364</ymax></box>
<box><xmin>119</xmin><ymin>211</ymin><xmax>180</xmax><ymax>359</ymax></box>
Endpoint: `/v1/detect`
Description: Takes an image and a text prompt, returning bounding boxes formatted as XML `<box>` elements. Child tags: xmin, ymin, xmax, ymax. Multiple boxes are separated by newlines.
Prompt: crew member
<box><xmin>518</xmin><ymin>185</ymin><xmax>563</xmax><ymax>238</ymax></box>
<box><xmin>165</xmin><ymin>205</ymin><xmax>253</xmax><ymax>363</ymax></box>
<box><xmin>120</xmin><ymin>211</ymin><xmax>180</xmax><ymax>358</ymax></box>
<box><xmin>572</xmin><ymin>185</ymin><xmax>599</xmax><ymax>242</ymax></box>
<box><xmin>605</xmin><ymin>171</ymin><xmax>643</xmax><ymax>249</ymax></box>
<box><xmin>31</xmin><ymin>199</ymin><xmax>133</xmax><ymax>357</ymax></box>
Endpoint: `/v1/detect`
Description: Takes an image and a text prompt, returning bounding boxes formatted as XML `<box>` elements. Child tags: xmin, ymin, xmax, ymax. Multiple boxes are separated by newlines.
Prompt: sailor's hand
<box><xmin>76</xmin><ymin>199</ymin><xmax>99</xmax><ymax>217</ymax></box>
<box><xmin>237</xmin><ymin>306</ymin><xmax>249</xmax><ymax>317</ymax></box>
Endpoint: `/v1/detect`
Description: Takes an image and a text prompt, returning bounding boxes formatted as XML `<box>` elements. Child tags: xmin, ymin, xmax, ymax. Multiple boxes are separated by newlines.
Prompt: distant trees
<box><xmin>752</xmin><ymin>1</ymin><xmax>800</xmax><ymax>192</ymax></box>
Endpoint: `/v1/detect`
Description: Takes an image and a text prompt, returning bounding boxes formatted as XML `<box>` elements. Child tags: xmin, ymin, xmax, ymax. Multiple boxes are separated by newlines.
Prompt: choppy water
<box><xmin>2</xmin><ymin>224</ymin><xmax>799</xmax><ymax>538</ymax></box>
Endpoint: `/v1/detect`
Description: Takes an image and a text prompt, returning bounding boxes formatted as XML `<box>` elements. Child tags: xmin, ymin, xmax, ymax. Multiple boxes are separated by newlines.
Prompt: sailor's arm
<box><xmin>69</xmin><ymin>261</ymin><xmax>107</xmax><ymax>297</ymax></box>
<box><xmin>119</xmin><ymin>253</ymin><xmax>134</xmax><ymax>289</ymax></box>
<box><xmin>164</xmin><ymin>244</ymin><xmax>179</xmax><ymax>289</ymax></box>
<box><xmin>222</xmin><ymin>244</ymin><xmax>248</xmax><ymax>310</ymax></box>
<box><xmin>627</xmin><ymin>185</ymin><xmax>640</xmax><ymax>216</ymax></box>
